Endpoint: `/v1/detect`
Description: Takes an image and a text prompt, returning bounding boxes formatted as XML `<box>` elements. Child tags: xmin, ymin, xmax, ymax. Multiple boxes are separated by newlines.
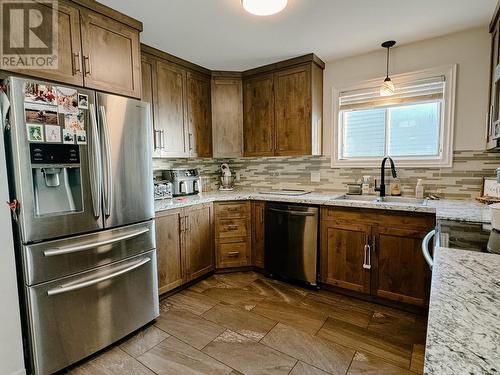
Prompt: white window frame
<box><xmin>331</xmin><ymin>65</ymin><xmax>457</xmax><ymax>168</ymax></box>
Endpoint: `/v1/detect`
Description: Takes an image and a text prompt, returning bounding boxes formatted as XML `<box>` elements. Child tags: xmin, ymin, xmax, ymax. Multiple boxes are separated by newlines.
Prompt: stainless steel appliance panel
<box><xmin>7</xmin><ymin>77</ymin><xmax>103</xmax><ymax>243</ymax></box>
<box><xmin>96</xmin><ymin>93</ymin><xmax>154</xmax><ymax>228</ymax></box>
<box><xmin>23</xmin><ymin>220</ymin><xmax>155</xmax><ymax>285</ymax></box>
<box><xmin>265</xmin><ymin>203</ymin><xmax>318</xmax><ymax>286</ymax></box>
<box><xmin>27</xmin><ymin>250</ymin><xmax>159</xmax><ymax>375</ymax></box>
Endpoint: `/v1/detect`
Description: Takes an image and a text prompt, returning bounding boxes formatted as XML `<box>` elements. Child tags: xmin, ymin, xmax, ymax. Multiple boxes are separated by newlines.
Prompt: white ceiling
<box><xmin>101</xmin><ymin>0</ymin><xmax>497</xmax><ymax>71</ymax></box>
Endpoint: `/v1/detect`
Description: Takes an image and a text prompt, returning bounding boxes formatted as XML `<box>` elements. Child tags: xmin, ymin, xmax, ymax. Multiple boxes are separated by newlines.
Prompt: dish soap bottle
<box><xmin>415</xmin><ymin>179</ymin><xmax>424</xmax><ymax>199</ymax></box>
<box><xmin>390</xmin><ymin>178</ymin><xmax>401</xmax><ymax>196</ymax></box>
<box><xmin>362</xmin><ymin>176</ymin><xmax>371</xmax><ymax>195</ymax></box>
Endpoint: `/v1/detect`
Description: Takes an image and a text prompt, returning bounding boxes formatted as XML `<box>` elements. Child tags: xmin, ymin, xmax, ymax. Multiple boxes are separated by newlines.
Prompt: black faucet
<box><xmin>374</xmin><ymin>157</ymin><xmax>398</xmax><ymax>197</ymax></box>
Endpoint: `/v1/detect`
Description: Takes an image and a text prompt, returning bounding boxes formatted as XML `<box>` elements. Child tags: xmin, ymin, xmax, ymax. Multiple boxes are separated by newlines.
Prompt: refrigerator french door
<box><xmin>5</xmin><ymin>76</ymin><xmax>158</xmax><ymax>375</ymax></box>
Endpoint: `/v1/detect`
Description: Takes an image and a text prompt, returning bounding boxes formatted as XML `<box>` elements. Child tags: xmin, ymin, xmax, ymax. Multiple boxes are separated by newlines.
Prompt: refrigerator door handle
<box><xmin>43</xmin><ymin>226</ymin><xmax>150</xmax><ymax>257</ymax></box>
<box><xmin>46</xmin><ymin>257</ymin><xmax>151</xmax><ymax>296</ymax></box>
<box><xmin>89</xmin><ymin>103</ymin><xmax>102</xmax><ymax>218</ymax></box>
<box><xmin>99</xmin><ymin>105</ymin><xmax>113</xmax><ymax>217</ymax></box>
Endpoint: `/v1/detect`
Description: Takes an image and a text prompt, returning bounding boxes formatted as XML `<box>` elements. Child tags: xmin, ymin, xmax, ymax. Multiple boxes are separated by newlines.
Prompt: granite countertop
<box><xmin>424</xmin><ymin>247</ymin><xmax>500</xmax><ymax>374</ymax></box>
<box><xmin>154</xmin><ymin>190</ymin><xmax>491</xmax><ymax>224</ymax></box>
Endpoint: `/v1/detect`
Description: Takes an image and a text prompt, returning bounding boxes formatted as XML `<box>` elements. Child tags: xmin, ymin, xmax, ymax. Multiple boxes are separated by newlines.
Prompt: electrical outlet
<box><xmin>311</xmin><ymin>171</ymin><xmax>321</xmax><ymax>183</ymax></box>
<box><xmin>235</xmin><ymin>172</ymin><xmax>241</xmax><ymax>182</ymax></box>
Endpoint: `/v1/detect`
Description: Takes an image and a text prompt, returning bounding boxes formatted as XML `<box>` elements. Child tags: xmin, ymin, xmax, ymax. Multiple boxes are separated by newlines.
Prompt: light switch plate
<box><xmin>311</xmin><ymin>172</ymin><xmax>321</xmax><ymax>183</ymax></box>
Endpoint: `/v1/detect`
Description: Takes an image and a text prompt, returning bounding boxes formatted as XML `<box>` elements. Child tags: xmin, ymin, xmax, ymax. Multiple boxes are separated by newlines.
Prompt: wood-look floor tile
<box><xmin>347</xmin><ymin>352</ymin><xmax>413</xmax><ymax>375</ymax></box>
<box><xmin>203</xmin><ymin>330</ymin><xmax>297</xmax><ymax>375</ymax></box>
<box><xmin>188</xmin><ymin>275</ymin><xmax>233</xmax><ymax>293</ymax></box>
<box><xmin>341</xmin><ymin>296</ymin><xmax>421</xmax><ymax>322</ymax></box>
<box><xmin>202</xmin><ymin>286</ymin><xmax>265</xmax><ymax>310</ymax></box>
<box><xmin>410</xmin><ymin>344</ymin><xmax>425</xmax><ymax>374</ymax></box>
<box><xmin>202</xmin><ymin>303</ymin><xmax>277</xmax><ymax>341</ymax></box>
<box><xmin>367</xmin><ymin>312</ymin><xmax>427</xmax><ymax>345</ymax></box>
<box><xmin>165</xmin><ymin>289</ymin><xmax>219</xmax><ymax>315</ymax></box>
<box><xmin>246</xmin><ymin>278</ymin><xmax>309</xmax><ymax>304</ymax></box>
<box><xmin>252</xmin><ymin>300</ymin><xmax>327</xmax><ymax>334</ymax></box>
<box><xmin>69</xmin><ymin>347</ymin><xmax>154</xmax><ymax>375</ymax></box>
<box><xmin>289</xmin><ymin>362</ymin><xmax>330</xmax><ymax>375</ymax></box>
<box><xmin>119</xmin><ymin>325</ymin><xmax>170</xmax><ymax>358</ymax></box>
<box><xmin>137</xmin><ymin>336</ymin><xmax>233</xmax><ymax>375</ymax></box>
<box><xmin>154</xmin><ymin>309</ymin><xmax>225</xmax><ymax>350</ymax></box>
<box><xmin>317</xmin><ymin>318</ymin><xmax>412</xmax><ymax>368</ymax></box>
<box><xmin>215</xmin><ymin>272</ymin><xmax>265</xmax><ymax>288</ymax></box>
<box><xmin>261</xmin><ymin>323</ymin><xmax>355</xmax><ymax>375</ymax></box>
<box><xmin>299</xmin><ymin>295</ymin><xmax>374</xmax><ymax>328</ymax></box>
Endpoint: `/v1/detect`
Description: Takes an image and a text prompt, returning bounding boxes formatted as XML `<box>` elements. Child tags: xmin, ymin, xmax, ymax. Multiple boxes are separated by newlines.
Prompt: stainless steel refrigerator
<box><xmin>4</xmin><ymin>76</ymin><xmax>158</xmax><ymax>375</ymax></box>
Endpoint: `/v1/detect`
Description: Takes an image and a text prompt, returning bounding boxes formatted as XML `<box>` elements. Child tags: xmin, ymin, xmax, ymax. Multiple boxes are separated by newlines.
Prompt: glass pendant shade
<box><xmin>241</xmin><ymin>0</ymin><xmax>288</xmax><ymax>16</ymax></box>
<box><xmin>380</xmin><ymin>77</ymin><xmax>395</xmax><ymax>97</ymax></box>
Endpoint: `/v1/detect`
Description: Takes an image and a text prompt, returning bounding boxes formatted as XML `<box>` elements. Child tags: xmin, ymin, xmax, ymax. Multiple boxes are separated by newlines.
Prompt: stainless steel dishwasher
<box><xmin>265</xmin><ymin>203</ymin><xmax>319</xmax><ymax>286</ymax></box>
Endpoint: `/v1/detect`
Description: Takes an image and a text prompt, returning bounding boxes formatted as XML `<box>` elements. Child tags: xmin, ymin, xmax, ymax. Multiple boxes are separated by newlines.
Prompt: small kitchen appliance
<box><xmin>154</xmin><ymin>181</ymin><xmax>173</xmax><ymax>200</ymax></box>
<box><xmin>219</xmin><ymin>163</ymin><xmax>235</xmax><ymax>191</ymax></box>
<box><xmin>163</xmin><ymin>169</ymin><xmax>200</xmax><ymax>197</ymax></box>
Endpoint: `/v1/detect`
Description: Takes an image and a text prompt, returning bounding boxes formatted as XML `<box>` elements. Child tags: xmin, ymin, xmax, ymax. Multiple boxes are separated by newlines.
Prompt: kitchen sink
<box><xmin>334</xmin><ymin>195</ymin><xmax>427</xmax><ymax>205</ymax></box>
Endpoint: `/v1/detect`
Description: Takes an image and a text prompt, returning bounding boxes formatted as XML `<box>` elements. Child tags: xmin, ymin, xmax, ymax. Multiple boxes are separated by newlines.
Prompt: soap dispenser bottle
<box><xmin>415</xmin><ymin>179</ymin><xmax>424</xmax><ymax>199</ymax></box>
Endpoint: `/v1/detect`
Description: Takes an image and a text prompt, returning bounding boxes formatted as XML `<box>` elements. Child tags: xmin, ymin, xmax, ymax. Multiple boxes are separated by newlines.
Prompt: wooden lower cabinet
<box><xmin>320</xmin><ymin>207</ymin><xmax>434</xmax><ymax>307</ymax></box>
<box><xmin>215</xmin><ymin>202</ymin><xmax>252</xmax><ymax>268</ymax></box>
<box><xmin>155</xmin><ymin>203</ymin><xmax>214</xmax><ymax>295</ymax></box>
<box><xmin>251</xmin><ymin>201</ymin><xmax>266</xmax><ymax>268</ymax></box>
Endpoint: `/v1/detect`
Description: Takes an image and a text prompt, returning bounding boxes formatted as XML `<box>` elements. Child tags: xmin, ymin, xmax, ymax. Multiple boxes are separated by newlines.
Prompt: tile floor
<box><xmin>66</xmin><ymin>272</ymin><xmax>427</xmax><ymax>375</ymax></box>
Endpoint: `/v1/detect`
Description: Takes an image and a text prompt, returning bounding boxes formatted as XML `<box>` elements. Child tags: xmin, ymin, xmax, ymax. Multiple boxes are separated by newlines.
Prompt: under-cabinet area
<box><xmin>155</xmin><ymin>199</ymin><xmax>434</xmax><ymax>310</ymax></box>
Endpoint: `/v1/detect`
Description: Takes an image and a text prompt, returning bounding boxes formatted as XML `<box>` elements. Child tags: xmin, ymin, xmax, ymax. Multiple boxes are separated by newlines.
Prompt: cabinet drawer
<box><xmin>217</xmin><ymin>239</ymin><xmax>250</xmax><ymax>268</ymax></box>
<box><xmin>217</xmin><ymin>218</ymin><xmax>249</xmax><ymax>238</ymax></box>
<box><xmin>215</xmin><ymin>202</ymin><xmax>250</xmax><ymax>219</ymax></box>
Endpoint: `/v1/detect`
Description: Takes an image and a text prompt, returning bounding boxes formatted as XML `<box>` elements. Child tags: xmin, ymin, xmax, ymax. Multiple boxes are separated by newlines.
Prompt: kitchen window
<box><xmin>332</xmin><ymin>65</ymin><xmax>456</xmax><ymax>167</ymax></box>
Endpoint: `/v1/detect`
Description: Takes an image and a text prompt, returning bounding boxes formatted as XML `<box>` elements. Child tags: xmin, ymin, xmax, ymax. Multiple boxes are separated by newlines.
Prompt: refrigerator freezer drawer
<box><xmin>26</xmin><ymin>249</ymin><xmax>159</xmax><ymax>375</ymax></box>
<box><xmin>23</xmin><ymin>220</ymin><xmax>156</xmax><ymax>286</ymax></box>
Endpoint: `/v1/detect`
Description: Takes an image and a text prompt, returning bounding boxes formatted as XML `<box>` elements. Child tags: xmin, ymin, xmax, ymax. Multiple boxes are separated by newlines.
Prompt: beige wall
<box><xmin>322</xmin><ymin>26</ymin><xmax>491</xmax><ymax>155</ymax></box>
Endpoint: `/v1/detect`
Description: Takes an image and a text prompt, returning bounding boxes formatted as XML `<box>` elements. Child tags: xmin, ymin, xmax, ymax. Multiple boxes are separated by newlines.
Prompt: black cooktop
<box><xmin>437</xmin><ymin>220</ymin><xmax>500</xmax><ymax>254</ymax></box>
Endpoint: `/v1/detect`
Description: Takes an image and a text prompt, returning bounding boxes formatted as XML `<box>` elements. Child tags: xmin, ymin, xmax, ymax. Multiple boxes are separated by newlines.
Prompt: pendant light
<box><xmin>242</xmin><ymin>0</ymin><xmax>288</xmax><ymax>16</ymax></box>
<box><xmin>380</xmin><ymin>40</ymin><xmax>396</xmax><ymax>97</ymax></box>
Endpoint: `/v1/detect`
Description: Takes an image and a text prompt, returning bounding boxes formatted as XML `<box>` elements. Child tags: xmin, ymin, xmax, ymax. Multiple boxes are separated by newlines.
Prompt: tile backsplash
<box><xmin>153</xmin><ymin>150</ymin><xmax>500</xmax><ymax>200</ymax></box>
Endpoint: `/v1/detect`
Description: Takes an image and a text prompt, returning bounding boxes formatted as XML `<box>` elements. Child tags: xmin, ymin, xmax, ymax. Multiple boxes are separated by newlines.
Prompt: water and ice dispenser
<box><xmin>30</xmin><ymin>143</ymin><xmax>83</xmax><ymax>216</ymax></box>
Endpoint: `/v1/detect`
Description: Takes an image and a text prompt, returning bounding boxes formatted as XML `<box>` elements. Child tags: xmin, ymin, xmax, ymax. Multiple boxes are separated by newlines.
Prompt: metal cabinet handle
<box><xmin>44</xmin><ymin>227</ymin><xmax>150</xmax><ymax>257</ymax></box>
<box><xmin>83</xmin><ymin>54</ymin><xmax>92</xmax><ymax>76</ymax></box>
<box><xmin>227</xmin><ymin>224</ymin><xmax>238</xmax><ymax>230</ymax></box>
<box><xmin>47</xmin><ymin>257</ymin><xmax>151</xmax><ymax>296</ymax></box>
<box><xmin>73</xmin><ymin>52</ymin><xmax>81</xmax><ymax>75</ymax></box>
<box><xmin>161</xmin><ymin>130</ymin><xmax>166</xmax><ymax>150</ymax></box>
<box><xmin>99</xmin><ymin>105</ymin><xmax>113</xmax><ymax>217</ymax></box>
<box><xmin>188</xmin><ymin>133</ymin><xmax>193</xmax><ymax>151</ymax></box>
<box><xmin>422</xmin><ymin>230</ymin><xmax>435</xmax><ymax>270</ymax></box>
<box><xmin>88</xmin><ymin>103</ymin><xmax>102</xmax><ymax>219</ymax></box>
<box><xmin>227</xmin><ymin>251</ymin><xmax>240</xmax><ymax>257</ymax></box>
<box><xmin>269</xmin><ymin>208</ymin><xmax>316</xmax><ymax>216</ymax></box>
<box><xmin>260</xmin><ymin>208</ymin><xmax>264</xmax><ymax>224</ymax></box>
<box><xmin>363</xmin><ymin>235</ymin><xmax>371</xmax><ymax>270</ymax></box>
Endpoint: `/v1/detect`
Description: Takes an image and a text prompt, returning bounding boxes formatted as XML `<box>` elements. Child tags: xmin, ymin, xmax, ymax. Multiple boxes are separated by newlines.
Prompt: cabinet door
<box><xmin>373</xmin><ymin>226</ymin><xmax>431</xmax><ymax>307</ymax></box>
<box><xmin>187</xmin><ymin>72</ymin><xmax>212</xmax><ymax>157</ymax></box>
<box><xmin>155</xmin><ymin>60</ymin><xmax>189</xmax><ymax>157</ymax></box>
<box><xmin>274</xmin><ymin>65</ymin><xmax>311</xmax><ymax>156</ymax></box>
<box><xmin>320</xmin><ymin>220</ymin><xmax>371</xmax><ymax>294</ymax></box>
<box><xmin>184</xmin><ymin>204</ymin><xmax>214</xmax><ymax>282</ymax></box>
<box><xmin>141</xmin><ymin>55</ymin><xmax>160</xmax><ymax>156</ymax></box>
<box><xmin>251</xmin><ymin>202</ymin><xmax>265</xmax><ymax>268</ymax></box>
<box><xmin>212</xmin><ymin>78</ymin><xmax>243</xmax><ymax>157</ymax></box>
<box><xmin>80</xmin><ymin>9</ymin><xmax>141</xmax><ymax>98</ymax></box>
<box><xmin>243</xmin><ymin>74</ymin><xmax>275</xmax><ymax>156</ymax></box>
<box><xmin>9</xmin><ymin>0</ymin><xmax>83</xmax><ymax>86</ymax></box>
<box><xmin>155</xmin><ymin>210</ymin><xmax>184</xmax><ymax>295</ymax></box>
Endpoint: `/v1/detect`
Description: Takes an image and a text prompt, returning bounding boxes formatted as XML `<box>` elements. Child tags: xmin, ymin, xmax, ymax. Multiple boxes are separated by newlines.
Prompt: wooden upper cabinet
<box><xmin>243</xmin><ymin>74</ymin><xmax>275</xmax><ymax>156</ymax></box>
<box><xmin>8</xmin><ymin>0</ymin><xmax>83</xmax><ymax>86</ymax></box>
<box><xmin>141</xmin><ymin>55</ymin><xmax>159</xmax><ymax>155</ymax></box>
<box><xmin>242</xmin><ymin>55</ymin><xmax>324</xmax><ymax>157</ymax></box>
<box><xmin>373</xmin><ymin>226</ymin><xmax>432</xmax><ymax>307</ymax></box>
<box><xmin>212</xmin><ymin>77</ymin><xmax>243</xmax><ymax>158</ymax></box>
<box><xmin>80</xmin><ymin>9</ymin><xmax>141</xmax><ymax>98</ymax></box>
<box><xmin>187</xmin><ymin>72</ymin><xmax>212</xmax><ymax>157</ymax></box>
<box><xmin>155</xmin><ymin>60</ymin><xmax>189</xmax><ymax>157</ymax></box>
<box><xmin>274</xmin><ymin>65</ymin><xmax>311</xmax><ymax>156</ymax></box>
<box><xmin>321</xmin><ymin>219</ymin><xmax>371</xmax><ymax>294</ymax></box>
<box><xmin>156</xmin><ymin>209</ymin><xmax>184</xmax><ymax>294</ymax></box>
<box><xmin>183</xmin><ymin>204</ymin><xmax>214</xmax><ymax>282</ymax></box>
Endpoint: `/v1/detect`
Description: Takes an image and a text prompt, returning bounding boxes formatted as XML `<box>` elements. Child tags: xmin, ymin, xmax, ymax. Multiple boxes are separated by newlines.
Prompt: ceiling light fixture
<box><xmin>380</xmin><ymin>40</ymin><xmax>396</xmax><ymax>97</ymax></box>
<box><xmin>241</xmin><ymin>0</ymin><xmax>288</xmax><ymax>16</ymax></box>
